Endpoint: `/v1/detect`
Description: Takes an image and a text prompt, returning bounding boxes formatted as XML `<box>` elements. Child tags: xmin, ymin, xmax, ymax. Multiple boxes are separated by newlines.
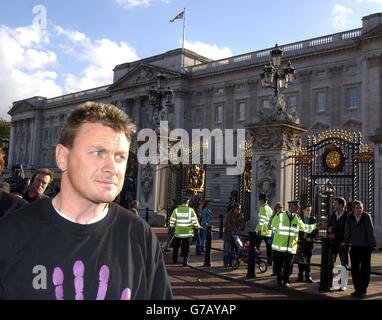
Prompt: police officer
<box><xmin>272</xmin><ymin>200</ymin><xmax>319</xmax><ymax>287</ymax></box>
<box><xmin>255</xmin><ymin>193</ymin><xmax>273</xmax><ymax>266</ymax></box>
<box><xmin>169</xmin><ymin>197</ymin><xmax>201</xmax><ymax>266</ymax></box>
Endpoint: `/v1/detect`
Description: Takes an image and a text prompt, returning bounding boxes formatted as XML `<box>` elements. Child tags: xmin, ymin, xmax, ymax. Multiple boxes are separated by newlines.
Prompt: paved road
<box><xmin>157</xmin><ymin>227</ymin><xmax>327</xmax><ymax>300</ymax></box>
<box><xmin>164</xmin><ymin>255</ymin><xmax>321</xmax><ymax>300</ymax></box>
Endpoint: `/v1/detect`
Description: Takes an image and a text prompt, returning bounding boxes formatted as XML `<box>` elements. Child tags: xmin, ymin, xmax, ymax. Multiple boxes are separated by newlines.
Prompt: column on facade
<box><xmin>30</xmin><ymin>114</ymin><xmax>39</xmax><ymax>167</ymax></box>
<box><xmin>298</xmin><ymin>70</ymin><xmax>313</xmax><ymax>127</ymax></box>
<box><xmin>25</xmin><ymin>119</ymin><xmax>32</xmax><ymax>167</ymax></box>
<box><xmin>7</xmin><ymin>121</ymin><xmax>16</xmax><ymax>168</ymax></box>
<box><xmin>18</xmin><ymin>120</ymin><xmax>25</xmax><ymax>166</ymax></box>
<box><xmin>329</xmin><ymin>66</ymin><xmax>343</xmax><ymax>128</ymax></box>
<box><xmin>247</xmin><ymin>79</ymin><xmax>258</xmax><ymax>122</ymax></box>
<box><xmin>224</xmin><ymin>83</ymin><xmax>235</xmax><ymax>129</ymax></box>
<box><xmin>14</xmin><ymin>121</ymin><xmax>20</xmax><ymax>165</ymax></box>
<box><xmin>173</xmin><ymin>90</ymin><xmax>185</xmax><ymax>129</ymax></box>
<box><xmin>203</xmin><ymin>87</ymin><xmax>215</xmax><ymax>198</ymax></box>
<box><xmin>204</xmin><ymin>88</ymin><xmax>214</xmax><ymax>129</ymax></box>
<box><xmin>361</xmin><ymin>55</ymin><xmax>382</xmax><ymax>140</ymax></box>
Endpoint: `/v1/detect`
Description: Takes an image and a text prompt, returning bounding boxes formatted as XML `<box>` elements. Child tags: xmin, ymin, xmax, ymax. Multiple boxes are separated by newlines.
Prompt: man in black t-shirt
<box><xmin>0</xmin><ymin>102</ymin><xmax>172</xmax><ymax>300</ymax></box>
<box><xmin>22</xmin><ymin>168</ymin><xmax>54</xmax><ymax>203</ymax></box>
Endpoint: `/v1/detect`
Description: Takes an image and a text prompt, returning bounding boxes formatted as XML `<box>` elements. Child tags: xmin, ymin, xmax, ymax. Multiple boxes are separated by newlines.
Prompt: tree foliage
<box><xmin>0</xmin><ymin>119</ymin><xmax>11</xmax><ymax>139</ymax></box>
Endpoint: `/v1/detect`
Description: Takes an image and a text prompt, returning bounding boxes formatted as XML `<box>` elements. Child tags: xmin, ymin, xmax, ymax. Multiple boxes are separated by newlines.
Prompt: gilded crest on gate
<box><xmin>184</xmin><ymin>164</ymin><xmax>205</xmax><ymax>195</ymax></box>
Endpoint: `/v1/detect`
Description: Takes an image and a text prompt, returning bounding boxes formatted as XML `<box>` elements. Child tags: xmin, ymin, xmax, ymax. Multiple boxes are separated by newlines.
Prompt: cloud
<box><xmin>331</xmin><ymin>4</ymin><xmax>353</xmax><ymax>30</ymax></box>
<box><xmin>115</xmin><ymin>0</ymin><xmax>172</xmax><ymax>9</ymax></box>
<box><xmin>54</xmin><ymin>26</ymin><xmax>87</xmax><ymax>43</ymax></box>
<box><xmin>357</xmin><ymin>0</ymin><xmax>382</xmax><ymax>3</ymax></box>
<box><xmin>0</xmin><ymin>24</ymin><xmax>61</xmax><ymax>119</ymax></box>
<box><xmin>184</xmin><ymin>40</ymin><xmax>233</xmax><ymax>60</ymax></box>
<box><xmin>56</xmin><ymin>26</ymin><xmax>139</xmax><ymax>92</ymax></box>
<box><xmin>115</xmin><ymin>0</ymin><xmax>153</xmax><ymax>8</ymax></box>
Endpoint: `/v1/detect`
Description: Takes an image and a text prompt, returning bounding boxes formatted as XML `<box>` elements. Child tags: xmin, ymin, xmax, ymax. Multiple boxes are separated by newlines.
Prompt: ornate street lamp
<box><xmin>259</xmin><ymin>44</ymin><xmax>297</xmax><ymax>122</ymax></box>
<box><xmin>260</xmin><ymin>44</ymin><xmax>295</xmax><ymax>98</ymax></box>
<box><xmin>149</xmin><ymin>74</ymin><xmax>174</xmax><ymax>130</ymax></box>
<box><xmin>148</xmin><ymin>73</ymin><xmax>174</xmax><ymax>156</ymax></box>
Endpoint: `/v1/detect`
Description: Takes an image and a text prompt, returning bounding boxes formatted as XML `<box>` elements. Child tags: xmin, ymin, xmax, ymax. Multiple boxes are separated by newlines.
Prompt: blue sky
<box><xmin>0</xmin><ymin>0</ymin><xmax>381</xmax><ymax>119</ymax></box>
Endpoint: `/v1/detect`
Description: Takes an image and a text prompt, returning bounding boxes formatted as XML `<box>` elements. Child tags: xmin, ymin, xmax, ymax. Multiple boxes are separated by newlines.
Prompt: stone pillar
<box><xmin>204</xmin><ymin>88</ymin><xmax>214</xmax><ymax>128</ymax></box>
<box><xmin>328</xmin><ymin>66</ymin><xmax>343</xmax><ymax>128</ymax></box>
<box><xmin>173</xmin><ymin>90</ymin><xmax>185</xmax><ymax>129</ymax></box>
<box><xmin>13</xmin><ymin>121</ymin><xmax>19</xmax><ymax>165</ymax></box>
<box><xmin>224</xmin><ymin>83</ymin><xmax>235</xmax><ymax>129</ymax></box>
<box><xmin>361</xmin><ymin>55</ymin><xmax>381</xmax><ymax>142</ymax></box>
<box><xmin>133</xmin><ymin>98</ymin><xmax>141</xmax><ymax>129</ymax></box>
<box><xmin>247</xmin><ymin>80</ymin><xmax>258</xmax><ymax>122</ymax></box>
<box><xmin>247</xmin><ymin>121</ymin><xmax>307</xmax><ymax>223</ymax></box>
<box><xmin>370</xmin><ymin>132</ymin><xmax>382</xmax><ymax>247</ymax></box>
<box><xmin>25</xmin><ymin>120</ymin><xmax>31</xmax><ymax>166</ymax></box>
<box><xmin>7</xmin><ymin>122</ymin><xmax>15</xmax><ymax>169</ymax></box>
<box><xmin>298</xmin><ymin>71</ymin><xmax>313</xmax><ymax>127</ymax></box>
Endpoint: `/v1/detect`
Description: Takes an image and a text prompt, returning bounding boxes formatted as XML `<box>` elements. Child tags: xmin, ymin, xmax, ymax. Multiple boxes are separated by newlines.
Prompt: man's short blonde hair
<box><xmin>59</xmin><ymin>101</ymin><xmax>136</xmax><ymax>149</ymax></box>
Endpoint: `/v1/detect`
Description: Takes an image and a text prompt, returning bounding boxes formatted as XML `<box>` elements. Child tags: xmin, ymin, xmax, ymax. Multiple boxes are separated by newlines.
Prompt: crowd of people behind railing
<box><xmin>165</xmin><ymin>189</ymin><xmax>377</xmax><ymax>299</ymax></box>
<box><xmin>221</xmin><ymin>193</ymin><xmax>376</xmax><ymax>298</ymax></box>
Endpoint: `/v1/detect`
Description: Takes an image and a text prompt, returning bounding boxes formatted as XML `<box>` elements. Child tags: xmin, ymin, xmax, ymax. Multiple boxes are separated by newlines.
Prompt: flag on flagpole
<box><xmin>169</xmin><ymin>10</ymin><xmax>184</xmax><ymax>22</ymax></box>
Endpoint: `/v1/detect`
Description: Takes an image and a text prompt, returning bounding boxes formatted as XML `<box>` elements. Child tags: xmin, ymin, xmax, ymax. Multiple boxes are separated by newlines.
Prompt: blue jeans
<box><xmin>201</xmin><ymin>228</ymin><xmax>208</xmax><ymax>248</ymax></box>
<box><xmin>223</xmin><ymin>241</ymin><xmax>233</xmax><ymax>266</ymax></box>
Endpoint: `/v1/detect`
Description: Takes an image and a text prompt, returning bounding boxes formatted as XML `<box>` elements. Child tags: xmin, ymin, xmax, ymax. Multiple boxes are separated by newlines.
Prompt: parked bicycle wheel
<box><xmin>258</xmin><ymin>260</ymin><xmax>267</xmax><ymax>273</ymax></box>
<box><xmin>231</xmin><ymin>258</ymin><xmax>240</xmax><ymax>270</ymax></box>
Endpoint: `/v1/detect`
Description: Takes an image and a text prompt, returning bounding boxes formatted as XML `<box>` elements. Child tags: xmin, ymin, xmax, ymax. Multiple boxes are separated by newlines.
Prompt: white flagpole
<box><xmin>182</xmin><ymin>8</ymin><xmax>186</xmax><ymax>72</ymax></box>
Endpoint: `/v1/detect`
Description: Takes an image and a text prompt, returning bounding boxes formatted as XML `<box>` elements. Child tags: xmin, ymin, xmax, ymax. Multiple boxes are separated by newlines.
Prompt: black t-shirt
<box><xmin>22</xmin><ymin>191</ymin><xmax>50</xmax><ymax>203</ymax></box>
<box><xmin>0</xmin><ymin>191</ymin><xmax>28</xmax><ymax>218</ymax></box>
<box><xmin>0</xmin><ymin>198</ymin><xmax>172</xmax><ymax>300</ymax></box>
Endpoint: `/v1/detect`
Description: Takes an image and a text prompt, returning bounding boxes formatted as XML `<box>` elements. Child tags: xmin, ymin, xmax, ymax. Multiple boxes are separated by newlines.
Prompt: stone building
<box><xmin>7</xmin><ymin>13</ymin><xmax>382</xmax><ymax>244</ymax></box>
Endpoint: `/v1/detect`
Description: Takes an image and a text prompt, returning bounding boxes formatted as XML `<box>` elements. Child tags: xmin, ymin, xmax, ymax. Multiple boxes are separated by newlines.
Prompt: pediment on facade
<box><xmin>108</xmin><ymin>63</ymin><xmax>182</xmax><ymax>92</ymax></box>
<box><xmin>8</xmin><ymin>101</ymin><xmax>36</xmax><ymax>115</ymax></box>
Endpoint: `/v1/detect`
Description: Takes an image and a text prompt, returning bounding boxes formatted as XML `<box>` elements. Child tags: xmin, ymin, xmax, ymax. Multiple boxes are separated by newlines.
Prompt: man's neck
<box><xmin>335</xmin><ymin>208</ymin><xmax>345</xmax><ymax>215</ymax></box>
<box><xmin>27</xmin><ymin>189</ymin><xmax>38</xmax><ymax>198</ymax></box>
<box><xmin>52</xmin><ymin>194</ymin><xmax>108</xmax><ymax>225</ymax></box>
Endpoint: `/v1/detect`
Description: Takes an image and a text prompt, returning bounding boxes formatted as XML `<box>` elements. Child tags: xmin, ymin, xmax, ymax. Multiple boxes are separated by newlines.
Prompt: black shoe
<box><xmin>305</xmin><ymin>276</ymin><xmax>314</xmax><ymax>283</ymax></box>
<box><xmin>351</xmin><ymin>291</ymin><xmax>359</xmax><ymax>297</ymax></box>
<box><xmin>183</xmin><ymin>260</ymin><xmax>188</xmax><ymax>267</ymax></box>
<box><xmin>277</xmin><ymin>281</ymin><xmax>283</xmax><ymax>287</ymax></box>
<box><xmin>357</xmin><ymin>293</ymin><xmax>366</xmax><ymax>299</ymax></box>
<box><xmin>296</xmin><ymin>276</ymin><xmax>304</xmax><ymax>282</ymax></box>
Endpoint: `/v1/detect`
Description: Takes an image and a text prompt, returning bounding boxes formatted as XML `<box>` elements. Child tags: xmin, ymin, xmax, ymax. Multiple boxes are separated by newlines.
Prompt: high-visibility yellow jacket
<box><xmin>271</xmin><ymin>211</ymin><xmax>317</xmax><ymax>254</ymax></box>
<box><xmin>169</xmin><ymin>205</ymin><xmax>200</xmax><ymax>238</ymax></box>
<box><xmin>255</xmin><ymin>204</ymin><xmax>273</xmax><ymax>237</ymax></box>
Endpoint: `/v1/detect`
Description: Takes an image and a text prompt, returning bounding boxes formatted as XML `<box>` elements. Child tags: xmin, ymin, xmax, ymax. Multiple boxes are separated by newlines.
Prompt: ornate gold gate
<box><xmin>293</xmin><ymin>130</ymin><xmax>374</xmax><ymax>217</ymax></box>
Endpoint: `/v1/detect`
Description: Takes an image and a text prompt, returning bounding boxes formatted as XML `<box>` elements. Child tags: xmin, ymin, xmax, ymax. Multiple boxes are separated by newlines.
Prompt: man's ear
<box><xmin>55</xmin><ymin>144</ymin><xmax>68</xmax><ymax>172</ymax></box>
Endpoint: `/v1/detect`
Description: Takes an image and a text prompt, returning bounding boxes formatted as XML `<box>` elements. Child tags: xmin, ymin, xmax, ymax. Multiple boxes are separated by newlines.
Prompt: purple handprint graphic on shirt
<box><xmin>52</xmin><ymin>260</ymin><xmax>131</xmax><ymax>300</ymax></box>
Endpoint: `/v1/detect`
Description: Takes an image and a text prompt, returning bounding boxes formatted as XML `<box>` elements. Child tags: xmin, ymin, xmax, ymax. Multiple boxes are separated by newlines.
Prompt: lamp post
<box><xmin>148</xmin><ymin>74</ymin><xmax>174</xmax><ymax>136</ymax></box>
<box><xmin>148</xmin><ymin>74</ymin><xmax>174</xmax><ymax>226</ymax></box>
<box><xmin>260</xmin><ymin>44</ymin><xmax>296</xmax><ymax>115</ymax></box>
